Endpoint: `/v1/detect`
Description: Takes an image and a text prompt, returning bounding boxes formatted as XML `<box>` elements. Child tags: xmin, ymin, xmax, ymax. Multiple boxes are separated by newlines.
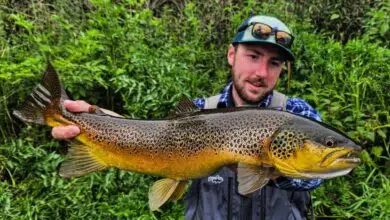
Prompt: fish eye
<box><xmin>325</xmin><ymin>137</ymin><xmax>336</xmax><ymax>147</ymax></box>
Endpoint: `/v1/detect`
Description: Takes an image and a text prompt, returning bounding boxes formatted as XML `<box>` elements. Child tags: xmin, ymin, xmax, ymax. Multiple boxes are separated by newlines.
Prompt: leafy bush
<box><xmin>363</xmin><ymin>0</ymin><xmax>390</xmax><ymax>47</ymax></box>
<box><xmin>292</xmin><ymin>0</ymin><xmax>381</xmax><ymax>43</ymax></box>
<box><xmin>0</xmin><ymin>0</ymin><xmax>388</xmax><ymax>219</ymax></box>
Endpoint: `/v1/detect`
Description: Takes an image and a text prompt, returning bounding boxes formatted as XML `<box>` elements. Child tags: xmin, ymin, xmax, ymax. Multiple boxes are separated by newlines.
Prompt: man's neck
<box><xmin>232</xmin><ymin>86</ymin><xmax>245</xmax><ymax>107</ymax></box>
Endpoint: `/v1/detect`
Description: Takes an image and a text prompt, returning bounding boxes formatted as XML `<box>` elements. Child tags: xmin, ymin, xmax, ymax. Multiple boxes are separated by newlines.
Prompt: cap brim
<box><xmin>236</xmin><ymin>40</ymin><xmax>295</xmax><ymax>61</ymax></box>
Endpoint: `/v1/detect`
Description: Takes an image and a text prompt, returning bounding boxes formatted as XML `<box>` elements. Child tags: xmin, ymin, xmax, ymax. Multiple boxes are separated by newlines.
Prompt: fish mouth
<box><xmin>301</xmin><ymin>167</ymin><xmax>355</xmax><ymax>179</ymax></box>
<box><xmin>321</xmin><ymin>149</ymin><xmax>361</xmax><ymax>167</ymax></box>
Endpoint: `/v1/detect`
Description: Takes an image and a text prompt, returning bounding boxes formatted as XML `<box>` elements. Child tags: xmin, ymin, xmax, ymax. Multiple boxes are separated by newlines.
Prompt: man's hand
<box><xmin>51</xmin><ymin>100</ymin><xmax>91</xmax><ymax>140</ymax></box>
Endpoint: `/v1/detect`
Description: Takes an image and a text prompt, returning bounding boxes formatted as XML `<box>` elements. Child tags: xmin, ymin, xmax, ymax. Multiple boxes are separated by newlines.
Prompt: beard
<box><xmin>232</xmin><ymin>72</ymin><xmax>269</xmax><ymax>105</ymax></box>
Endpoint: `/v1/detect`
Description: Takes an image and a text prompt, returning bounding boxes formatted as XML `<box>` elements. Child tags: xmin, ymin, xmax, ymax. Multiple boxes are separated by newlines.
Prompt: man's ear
<box><xmin>227</xmin><ymin>44</ymin><xmax>236</xmax><ymax>66</ymax></box>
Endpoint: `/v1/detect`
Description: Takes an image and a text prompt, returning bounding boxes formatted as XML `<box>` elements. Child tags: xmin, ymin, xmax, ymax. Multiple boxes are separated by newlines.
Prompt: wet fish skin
<box><xmin>13</xmin><ymin>63</ymin><xmax>361</xmax><ymax>211</ymax></box>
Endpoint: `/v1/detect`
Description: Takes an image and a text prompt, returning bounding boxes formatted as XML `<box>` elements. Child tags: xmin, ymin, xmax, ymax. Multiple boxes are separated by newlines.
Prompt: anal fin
<box><xmin>149</xmin><ymin>178</ymin><xmax>185</xmax><ymax>211</ymax></box>
<box><xmin>237</xmin><ymin>163</ymin><xmax>272</xmax><ymax>195</ymax></box>
<box><xmin>59</xmin><ymin>142</ymin><xmax>107</xmax><ymax>178</ymax></box>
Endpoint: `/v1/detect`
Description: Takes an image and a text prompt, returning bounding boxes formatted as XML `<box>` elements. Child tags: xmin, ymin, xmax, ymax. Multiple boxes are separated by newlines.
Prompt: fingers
<box><xmin>63</xmin><ymin>100</ymin><xmax>91</xmax><ymax>112</ymax></box>
<box><xmin>51</xmin><ymin>100</ymin><xmax>88</xmax><ymax>140</ymax></box>
<box><xmin>52</xmin><ymin>125</ymin><xmax>81</xmax><ymax>140</ymax></box>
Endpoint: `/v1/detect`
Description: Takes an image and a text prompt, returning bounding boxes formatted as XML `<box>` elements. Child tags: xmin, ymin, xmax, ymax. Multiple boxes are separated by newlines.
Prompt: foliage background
<box><xmin>0</xmin><ymin>0</ymin><xmax>389</xmax><ymax>219</ymax></box>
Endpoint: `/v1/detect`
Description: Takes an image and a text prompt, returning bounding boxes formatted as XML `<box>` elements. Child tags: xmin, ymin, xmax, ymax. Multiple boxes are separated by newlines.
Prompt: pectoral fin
<box><xmin>149</xmin><ymin>178</ymin><xmax>185</xmax><ymax>211</ymax></box>
<box><xmin>59</xmin><ymin>142</ymin><xmax>107</xmax><ymax>178</ymax></box>
<box><xmin>237</xmin><ymin>163</ymin><xmax>272</xmax><ymax>195</ymax></box>
<box><xmin>170</xmin><ymin>180</ymin><xmax>188</xmax><ymax>201</ymax></box>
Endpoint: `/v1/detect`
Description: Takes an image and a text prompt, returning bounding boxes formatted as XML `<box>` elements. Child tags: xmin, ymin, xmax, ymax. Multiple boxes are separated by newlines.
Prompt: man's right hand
<box><xmin>51</xmin><ymin>100</ymin><xmax>91</xmax><ymax>140</ymax></box>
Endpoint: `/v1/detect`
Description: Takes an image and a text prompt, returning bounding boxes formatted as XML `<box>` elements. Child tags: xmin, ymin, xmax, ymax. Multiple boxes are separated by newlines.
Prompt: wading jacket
<box><xmin>185</xmin><ymin>83</ymin><xmax>323</xmax><ymax>220</ymax></box>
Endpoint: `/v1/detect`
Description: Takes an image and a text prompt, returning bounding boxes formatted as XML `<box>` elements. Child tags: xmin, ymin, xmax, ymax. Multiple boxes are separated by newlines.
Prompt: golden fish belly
<box><xmin>77</xmin><ymin>133</ymin><xmax>263</xmax><ymax>179</ymax></box>
<box><xmin>68</xmin><ymin>109</ymin><xmax>281</xmax><ymax>179</ymax></box>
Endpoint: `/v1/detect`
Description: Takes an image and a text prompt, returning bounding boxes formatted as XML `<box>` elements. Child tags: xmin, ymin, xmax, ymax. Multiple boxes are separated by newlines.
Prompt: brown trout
<box><xmin>13</xmin><ymin>63</ymin><xmax>361</xmax><ymax>211</ymax></box>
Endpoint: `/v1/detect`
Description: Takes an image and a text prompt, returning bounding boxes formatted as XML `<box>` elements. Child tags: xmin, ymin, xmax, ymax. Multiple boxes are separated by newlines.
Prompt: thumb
<box><xmin>63</xmin><ymin>100</ymin><xmax>91</xmax><ymax>112</ymax></box>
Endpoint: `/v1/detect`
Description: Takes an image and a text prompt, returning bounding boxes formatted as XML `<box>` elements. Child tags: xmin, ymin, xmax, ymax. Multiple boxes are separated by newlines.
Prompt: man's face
<box><xmin>228</xmin><ymin>44</ymin><xmax>284</xmax><ymax>106</ymax></box>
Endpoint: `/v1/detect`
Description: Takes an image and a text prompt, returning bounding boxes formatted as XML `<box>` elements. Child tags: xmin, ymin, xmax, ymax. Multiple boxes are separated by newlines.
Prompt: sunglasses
<box><xmin>238</xmin><ymin>22</ymin><xmax>294</xmax><ymax>49</ymax></box>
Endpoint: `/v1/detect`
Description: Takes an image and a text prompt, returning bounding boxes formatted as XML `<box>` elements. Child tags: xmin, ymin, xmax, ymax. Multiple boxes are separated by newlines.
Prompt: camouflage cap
<box><xmin>232</xmin><ymin>15</ymin><xmax>295</xmax><ymax>61</ymax></box>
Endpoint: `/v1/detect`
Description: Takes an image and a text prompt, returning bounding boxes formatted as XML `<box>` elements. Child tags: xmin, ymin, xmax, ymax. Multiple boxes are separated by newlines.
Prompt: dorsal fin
<box><xmin>175</xmin><ymin>96</ymin><xmax>199</xmax><ymax>113</ymax></box>
<box><xmin>169</xmin><ymin>96</ymin><xmax>199</xmax><ymax>118</ymax></box>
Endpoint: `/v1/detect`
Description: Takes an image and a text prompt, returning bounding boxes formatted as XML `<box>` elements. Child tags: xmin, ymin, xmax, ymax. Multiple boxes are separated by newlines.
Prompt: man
<box><xmin>184</xmin><ymin>16</ymin><xmax>323</xmax><ymax>220</ymax></box>
<box><xmin>52</xmin><ymin>15</ymin><xmax>322</xmax><ymax>220</ymax></box>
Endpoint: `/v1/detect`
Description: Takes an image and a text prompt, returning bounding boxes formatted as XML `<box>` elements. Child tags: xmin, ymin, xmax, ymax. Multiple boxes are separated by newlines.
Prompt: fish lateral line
<box><xmin>13</xmin><ymin>62</ymin><xmax>362</xmax><ymax>211</ymax></box>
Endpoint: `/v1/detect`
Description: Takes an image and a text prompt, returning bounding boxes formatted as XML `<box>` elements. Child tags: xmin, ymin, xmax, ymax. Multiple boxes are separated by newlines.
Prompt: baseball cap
<box><xmin>232</xmin><ymin>15</ymin><xmax>295</xmax><ymax>61</ymax></box>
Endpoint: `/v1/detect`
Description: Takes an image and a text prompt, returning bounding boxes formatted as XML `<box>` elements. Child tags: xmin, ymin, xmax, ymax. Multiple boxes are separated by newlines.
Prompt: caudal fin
<box><xmin>13</xmin><ymin>62</ymin><xmax>69</xmax><ymax>125</ymax></box>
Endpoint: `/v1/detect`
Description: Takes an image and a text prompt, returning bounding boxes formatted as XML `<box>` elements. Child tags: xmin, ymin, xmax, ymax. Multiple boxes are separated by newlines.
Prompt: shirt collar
<box><xmin>218</xmin><ymin>81</ymin><xmax>273</xmax><ymax>108</ymax></box>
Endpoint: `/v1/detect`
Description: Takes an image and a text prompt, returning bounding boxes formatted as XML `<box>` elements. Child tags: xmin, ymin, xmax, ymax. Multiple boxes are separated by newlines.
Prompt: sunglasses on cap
<box><xmin>238</xmin><ymin>22</ymin><xmax>294</xmax><ymax>49</ymax></box>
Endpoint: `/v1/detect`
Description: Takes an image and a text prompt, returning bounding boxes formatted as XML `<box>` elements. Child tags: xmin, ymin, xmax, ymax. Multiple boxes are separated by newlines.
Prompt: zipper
<box><xmin>228</xmin><ymin>177</ymin><xmax>233</xmax><ymax>220</ymax></box>
<box><xmin>240</xmin><ymin>195</ymin><xmax>252</xmax><ymax>220</ymax></box>
<box><xmin>261</xmin><ymin>188</ymin><xmax>266</xmax><ymax>220</ymax></box>
<box><xmin>240</xmin><ymin>196</ymin><xmax>245</xmax><ymax>220</ymax></box>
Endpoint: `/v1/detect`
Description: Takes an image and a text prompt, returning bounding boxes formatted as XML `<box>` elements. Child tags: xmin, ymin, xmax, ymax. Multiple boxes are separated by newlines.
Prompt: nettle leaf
<box><xmin>363</xmin><ymin>131</ymin><xmax>376</xmax><ymax>142</ymax></box>
<box><xmin>371</xmin><ymin>146</ymin><xmax>383</xmax><ymax>158</ymax></box>
<box><xmin>1</xmin><ymin>1</ymin><xmax>389</xmax><ymax>219</ymax></box>
<box><xmin>360</xmin><ymin>150</ymin><xmax>376</xmax><ymax>167</ymax></box>
<box><xmin>330</xmin><ymin>13</ymin><xmax>340</xmax><ymax>19</ymax></box>
<box><xmin>10</xmin><ymin>14</ymin><xmax>34</xmax><ymax>32</ymax></box>
<box><xmin>376</xmin><ymin>129</ymin><xmax>387</xmax><ymax>139</ymax></box>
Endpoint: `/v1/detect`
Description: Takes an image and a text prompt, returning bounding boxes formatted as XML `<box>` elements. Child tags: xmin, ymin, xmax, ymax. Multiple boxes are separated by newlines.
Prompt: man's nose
<box><xmin>254</xmin><ymin>60</ymin><xmax>269</xmax><ymax>77</ymax></box>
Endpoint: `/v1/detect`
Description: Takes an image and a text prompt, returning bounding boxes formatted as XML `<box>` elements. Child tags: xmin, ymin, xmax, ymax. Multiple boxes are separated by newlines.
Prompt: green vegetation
<box><xmin>1</xmin><ymin>0</ymin><xmax>389</xmax><ymax>219</ymax></box>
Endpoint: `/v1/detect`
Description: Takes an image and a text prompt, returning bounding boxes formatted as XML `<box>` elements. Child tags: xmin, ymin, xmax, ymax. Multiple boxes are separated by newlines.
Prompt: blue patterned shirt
<box><xmin>193</xmin><ymin>82</ymin><xmax>323</xmax><ymax>191</ymax></box>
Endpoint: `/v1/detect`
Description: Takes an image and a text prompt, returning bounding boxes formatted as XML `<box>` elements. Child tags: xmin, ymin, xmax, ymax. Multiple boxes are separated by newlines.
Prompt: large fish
<box><xmin>13</xmin><ymin>63</ymin><xmax>361</xmax><ymax>210</ymax></box>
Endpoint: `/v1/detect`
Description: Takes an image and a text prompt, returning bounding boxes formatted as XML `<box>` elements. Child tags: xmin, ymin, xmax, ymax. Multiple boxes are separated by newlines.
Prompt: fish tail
<box><xmin>13</xmin><ymin>62</ymin><xmax>108</xmax><ymax>178</ymax></box>
<box><xmin>13</xmin><ymin>62</ymin><xmax>69</xmax><ymax>126</ymax></box>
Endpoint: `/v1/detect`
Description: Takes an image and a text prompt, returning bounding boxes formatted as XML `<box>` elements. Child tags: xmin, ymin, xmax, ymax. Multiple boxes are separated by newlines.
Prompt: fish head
<box><xmin>268</xmin><ymin>117</ymin><xmax>361</xmax><ymax>179</ymax></box>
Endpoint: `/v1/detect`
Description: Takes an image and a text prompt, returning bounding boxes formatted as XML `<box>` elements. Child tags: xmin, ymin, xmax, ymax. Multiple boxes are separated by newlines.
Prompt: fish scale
<box><xmin>13</xmin><ymin>63</ymin><xmax>361</xmax><ymax>211</ymax></box>
<box><xmin>57</xmin><ymin>108</ymin><xmax>294</xmax><ymax>181</ymax></box>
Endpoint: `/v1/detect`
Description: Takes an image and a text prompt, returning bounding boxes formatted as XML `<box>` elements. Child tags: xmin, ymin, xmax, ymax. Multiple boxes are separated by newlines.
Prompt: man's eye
<box><xmin>248</xmin><ymin>54</ymin><xmax>258</xmax><ymax>59</ymax></box>
<box><xmin>271</xmin><ymin>61</ymin><xmax>282</xmax><ymax>66</ymax></box>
